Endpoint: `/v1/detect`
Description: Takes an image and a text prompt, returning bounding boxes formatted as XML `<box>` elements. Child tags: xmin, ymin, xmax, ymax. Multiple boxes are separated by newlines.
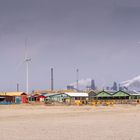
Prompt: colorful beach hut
<box><xmin>21</xmin><ymin>93</ymin><xmax>28</xmax><ymax>103</ymax></box>
<box><xmin>113</xmin><ymin>90</ymin><xmax>130</xmax><ymax>99</ymax></box>
<box><xmin>96</xmin><ymin>90</ymin><xmax>112</xmax><ymax>100</ymax></box>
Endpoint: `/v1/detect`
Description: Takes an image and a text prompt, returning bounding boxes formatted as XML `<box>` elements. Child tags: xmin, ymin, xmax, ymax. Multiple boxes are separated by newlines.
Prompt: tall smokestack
<box><xmin>51</xmin><ymin>68</ymin><xmax>54</xmax><ymax>91</ymax></box>
<box><xmin>76</xmin><ymin>69</ymin><xmax>79</xmax><ymax>91</ymax></box>
<box><xmin>17</xmin><ymin>83</ymin><xmax>19</xmax><ymax>92</ymax></box>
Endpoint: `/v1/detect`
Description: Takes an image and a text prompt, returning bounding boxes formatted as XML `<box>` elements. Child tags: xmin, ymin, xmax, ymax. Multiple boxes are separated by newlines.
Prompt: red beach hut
<box><xmin>38</xmin><ymin>95</ymin><xmax>45</xmax><ymax>102</ymax></box>
<box><xmin>21</xmin><ymin>93</ymin><xmax>28</xmax><ymax>103</ymax></box>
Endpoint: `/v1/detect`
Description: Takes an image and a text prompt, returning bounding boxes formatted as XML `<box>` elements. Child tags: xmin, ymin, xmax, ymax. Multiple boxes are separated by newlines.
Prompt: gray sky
<box><xmin>0</xmin><ymin>0</ymin><xmax>140</xmax><ymax>92</ymax></box>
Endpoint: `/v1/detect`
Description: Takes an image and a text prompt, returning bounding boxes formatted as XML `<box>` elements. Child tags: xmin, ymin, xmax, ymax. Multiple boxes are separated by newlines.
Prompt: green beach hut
<box><xmin>96</xmin><ymin>90</ymin><xmax>112</xmax><ymax>100</ymax></box>
<box><xmin>113</xmin><ymin>90</ymin><xmax>130</xmax><ymax>99</ymax></box>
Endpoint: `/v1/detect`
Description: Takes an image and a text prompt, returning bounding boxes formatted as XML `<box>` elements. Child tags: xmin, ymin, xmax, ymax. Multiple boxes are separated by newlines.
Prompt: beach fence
<box><xmin>90</xmin><ymin>99</ymin><xmax>140</xmax><ymax>106</ymax></box>
<box><xmin>0</xmin><ymin>101</ymin><xmax>15</xmax><ymax>105</ymax></box>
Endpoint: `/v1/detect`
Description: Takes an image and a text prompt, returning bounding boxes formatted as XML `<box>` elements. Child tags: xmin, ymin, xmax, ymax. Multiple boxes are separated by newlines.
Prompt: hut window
<box><xmin>75</xmin><ymin>97</ymin><xmax>80</xmax><ymax>100</ymax></box>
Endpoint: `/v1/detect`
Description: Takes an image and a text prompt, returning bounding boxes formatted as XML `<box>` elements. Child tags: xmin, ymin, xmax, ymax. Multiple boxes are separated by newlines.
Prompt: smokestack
<box><xmin>51</xmin><ymin>68</ymin><xmax>54</xmax><ymax>91</ymax></box>
<box><xmin>76</xmin><ymin>69</ymin><xmax>79</xmax><ymax>91</ymax></box>
<box><xmin>17</xmin><ymin>83</ymin><xmax>19</xmax><ymax>92</ymax></box>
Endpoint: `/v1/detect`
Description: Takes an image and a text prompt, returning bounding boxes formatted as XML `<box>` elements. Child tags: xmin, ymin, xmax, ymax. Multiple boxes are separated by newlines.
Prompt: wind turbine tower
<box><xmin>25</xmin><ymin>57</ymin><xmax>31</xmax><ymax>94</ymax></box>
<box><xmin>25</xmin><ymin>39</ymin><xmax>31</xmax><ymax>94</ymax></box>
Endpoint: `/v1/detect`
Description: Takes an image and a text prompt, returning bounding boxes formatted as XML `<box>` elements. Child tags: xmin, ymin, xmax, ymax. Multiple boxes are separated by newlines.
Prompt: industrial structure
<box><xmin>51</xmin><ymin>68</ymin><xmax>54</xmax><ymax>91</ymax></box>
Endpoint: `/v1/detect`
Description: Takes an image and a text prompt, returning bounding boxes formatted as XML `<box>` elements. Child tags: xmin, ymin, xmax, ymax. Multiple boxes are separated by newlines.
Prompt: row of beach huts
<box><xmin>0</xmin><ymin>90</ymin><xmax>140</xmax><ymax>105</ymax></box>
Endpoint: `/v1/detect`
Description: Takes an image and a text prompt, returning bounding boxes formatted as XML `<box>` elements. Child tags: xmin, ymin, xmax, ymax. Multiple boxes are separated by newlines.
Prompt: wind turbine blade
<box><xmin>25</xmin><ymin>38</ymin><xmax>28</xmax><ymax>61</ymax></box>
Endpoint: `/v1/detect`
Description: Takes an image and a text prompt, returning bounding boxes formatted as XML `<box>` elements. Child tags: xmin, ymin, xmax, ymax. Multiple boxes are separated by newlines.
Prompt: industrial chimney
<box><xmin>76</xmin><ymin>69</ymin><xmax>79</xmax><ymax>91</ymax></box>
<box><xmin>17</xmin><ymin>83</ymin><xmax>19</xmax><ymax>92</ymax></box>
<box><xmin>51</xmin><ymin>68</ymin><xmax>54</xmax><ymax>91</ymax></box>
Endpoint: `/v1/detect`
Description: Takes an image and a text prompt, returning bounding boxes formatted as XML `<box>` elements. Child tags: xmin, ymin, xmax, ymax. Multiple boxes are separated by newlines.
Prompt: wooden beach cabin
<box><xmin>112</xmin><ymin>90</ymin><xmax>130</xmax><ymax>100</ymax></box>
<box><xmin>63</xmin><ymin>92</ymin><xmax>88</xmax><ymax>105</ymax></box>
<box><xmin>96</xmin><ymin>90</ymin><xmax>112</xmax><ymax>100</ymax></box>
<box><xmin>90</xmin><ymin>91</ymin><xmax>113</xmax><ymax>105</ymax></box>
<box><xmin>88</xmin><ymin>90</ymin><xmax>97</xmax><ymax>100</ymax></box>
<box><xmin>45</xmin><ymin>93</ymin><xmax>68</xmax><ymax>104</ymax></box>
<box><xmin>38</xmin><ymin>95</ymin><xmax>45</xmax><ymax>102</ymax></box>
<box><xmin>21</xmin><ymin>93</ymin><xmax>28</xmax><ymax>103</ymax></box>
<box><xmin>0</xmin><ymin>92</ymin><xmax>26</xmax><ymax>104</ymax></box>
<box><xmin>44</xmin><ymin>92</ymin><xmax>88</xmax><ymax>105</ymax></box>
<box><xmin>112</xmin><ymin>90</ymin><xmax>131</xmax><ymax>104</ymax></box>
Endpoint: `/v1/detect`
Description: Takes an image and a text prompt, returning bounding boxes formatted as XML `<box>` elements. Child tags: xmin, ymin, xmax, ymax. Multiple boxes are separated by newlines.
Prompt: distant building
<box><xmin>67</xmin><ymin>85</ymin><xmax>75</xmax><ymax>90</ymax></box>
<box><xmin>86</xmin><ymin>79</ymin><xmax>96</xmax><ymax>90</ymax></box>
<box><xmin>112</xmin><ymin>82</ymin><xmax>118</xmax><ymax>91</ymax></box>
<box><xmin>91</xmin><ymin>79</ymin><xmax>96</xmax><ymax>90</ymax></box>
<box><xmin>106</xmin><ymin>86</ymin><xmax>110</xmax><ymax>90</ymax></box>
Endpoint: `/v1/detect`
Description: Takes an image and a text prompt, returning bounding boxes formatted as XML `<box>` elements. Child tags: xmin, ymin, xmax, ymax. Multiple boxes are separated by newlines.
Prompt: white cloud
<box><xmin>70</xmin><ymin>78</ymin><xmax>91</xmax><ymax>88</ymax></box>
<box><xmin>120</xmin><ymin>75</ymin><xmax>140</xmax><ymax>90</ymax></box>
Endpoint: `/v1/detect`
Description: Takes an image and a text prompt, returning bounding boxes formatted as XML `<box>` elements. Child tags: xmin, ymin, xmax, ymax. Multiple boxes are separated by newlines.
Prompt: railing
<box><xmin>0</xmin><ymin>101</ymin><xmax>21</xmax><ymax>105</ymax></box>
<box><xmin>89</xmin><ymin>99</ymin><xmax>140</xmax><ymax>106</ymax></box>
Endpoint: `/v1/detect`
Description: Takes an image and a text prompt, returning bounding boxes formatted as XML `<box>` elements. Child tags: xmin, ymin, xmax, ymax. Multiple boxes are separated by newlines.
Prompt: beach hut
<box><xmin>21</xmin><ymin>93</ymin><xmax>28</xmax><ymax>103</ymax></box>
<box><xmin>0</xmin><ymin>95</ymin><xmax>15</xmax><ymax>104</ymax></box>
<box><xmin>92</xmin><ymin>91</ymin><xmax>114</xmax><ymax>105</ymax></box>
<box><xmin>113</xmin><ymin>90</ymin><xmax>130</xmax><ymax>100</ymax></box>
<box><xmin>112</xmin><ymin>90</ymin><xmax>131</xmax><ymax>104</ymax></box>
<box><xmin>0</xmin><ymin>96</ymin><xmax>5</xmax><ymax>101</ymax></box>
<box><xmin>88</xmin><ymin>90</ymin><xmax>97</xmax><ymax>101</ymax></box>
<box><xmin>38</xmin><ymin>95</ymin><xmax>45</xmax><ymax>102</ymax></box>
<box><xmin>63</xmin><ymin>92</ymin><xmax>88</xmax><ymax>105</ymax></box>
<box><xmin>44</xmin><ymin>92</ymin><xmax>89</xmax><ymax>105</ymax></box>
<box><xmin>30</xmin><ymin>94</ymin><xmax>39</xmax><ymax>102</ymax></box>
<box><xmin>15</xmin><ymin>96</ymin><xmax>21</xmax><ymax>104</ymax></box>
<box><xmin>45</xmin><ymin>93</ymin><xmax>67</xmax><ymax>103</ymax></box>
<box><xmin>0</xmin><ymin>92</ymin><xmax>27</xmax><ymax>104</ymax></box>
<box><xmin>126</xmin><ymin>91</ymin><xmax>140</xmax><ymax>100</ymax></box>
<box><xmin>96</xmin><ymin>91</ymin><xmax>112</xmax><ymax>100</ymax></box>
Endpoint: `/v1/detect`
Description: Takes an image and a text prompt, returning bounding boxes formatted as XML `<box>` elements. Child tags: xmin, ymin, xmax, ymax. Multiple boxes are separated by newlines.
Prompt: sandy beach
<box><xmin>0</xmin><ymin>104</ymin><xmax>140</xmax><ymax>140</ymax></box>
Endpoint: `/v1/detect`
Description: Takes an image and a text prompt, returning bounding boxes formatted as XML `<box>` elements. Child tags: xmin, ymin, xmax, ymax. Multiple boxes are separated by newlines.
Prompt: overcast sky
<box><xmin>0</xmin><ymin>0</ymin><xmax>140</xmax><ymax>92</ymax></box>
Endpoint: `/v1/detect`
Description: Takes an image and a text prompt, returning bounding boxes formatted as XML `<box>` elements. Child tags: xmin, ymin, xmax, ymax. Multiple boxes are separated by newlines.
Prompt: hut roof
<box><xmin>113</xmin><ymin>90</ymin><xmax>130</xmax><ymax>97</ymax></box>
<box><xmin>21</xmin><ymin>93</ymin><xmax>27</xmax><ymax>96</ymax></box>
<box><xmin>96</xmin><ymin>90</ymin><xmax>112</xmax><ymax>97</ymax></box>
<box><xmin>44</xmin><ymin>93</ymin><xmax>61</xmax><ymax>97</ymax></box>
<box><xmin>0</xmin><ymin>92</ymin><xmax>24</xmax><ymax>96</ymax></box>
<box><xmin>38</xmin><ymin>95</ymin><xmax>45</xmax><ymax>98</ymax></box>
<box><xmin>64</xmin><ymin>92</ymin><xmax>88</xmax><ymax>97</ymax></box>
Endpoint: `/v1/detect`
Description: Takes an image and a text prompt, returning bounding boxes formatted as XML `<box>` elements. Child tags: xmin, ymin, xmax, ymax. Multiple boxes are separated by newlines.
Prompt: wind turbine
<box><xmin>25</xmin><ymin>39</ymin><xmax>31</xmax><ymax>94</ymax></box>
<box><xmin>15</xmin><ymin>39</ymin><xmax>31</xmax><ymax>94</ymax></box>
